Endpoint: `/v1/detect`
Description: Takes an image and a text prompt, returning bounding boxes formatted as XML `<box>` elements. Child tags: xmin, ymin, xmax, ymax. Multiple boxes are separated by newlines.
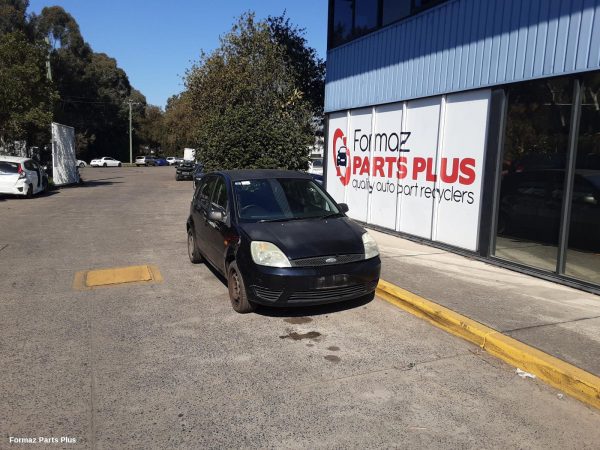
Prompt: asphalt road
<box><xmin>1</xmin><ymin>167</ymin><xmax>599</xmax><ymax>449</ymax></box>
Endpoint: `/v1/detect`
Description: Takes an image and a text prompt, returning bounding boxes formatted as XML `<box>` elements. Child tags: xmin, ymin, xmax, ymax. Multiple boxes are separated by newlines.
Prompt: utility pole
<box><xmin>128</xmin><ymin>99</ymin><xmax>133</xmax><ymax>164</ymax></box>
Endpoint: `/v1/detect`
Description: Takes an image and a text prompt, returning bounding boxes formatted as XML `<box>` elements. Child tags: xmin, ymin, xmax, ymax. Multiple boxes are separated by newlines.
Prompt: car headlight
<box><xmin>250</xmin><ymin>241</ymin><xmax>291</xmax><ymax>268</ymax></box>
<box><xmin>362</xmin><ymin>232</ymin><xmax>379</xmax><ymax>259</ymax></box>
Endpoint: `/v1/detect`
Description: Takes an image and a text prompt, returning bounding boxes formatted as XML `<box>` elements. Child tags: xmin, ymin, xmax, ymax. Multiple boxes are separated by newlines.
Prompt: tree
<box><xmin>267</xmin><ymin>13</ymin><xmax>325</xmax><ymax>121</ymax></box>
<box><xmin>184</xmin><ymin>13</ymin><xmax>314</xmax><ymax>171</ymax></box>
<box><xmin>0</xmin><ymin>30</ymin><xmax>57</xmax><ymax>149</ymax></box>
<box><xmin>35</xmin><ymin>6</ymin><xmax>135</xmax><ymax>160</ymax></box>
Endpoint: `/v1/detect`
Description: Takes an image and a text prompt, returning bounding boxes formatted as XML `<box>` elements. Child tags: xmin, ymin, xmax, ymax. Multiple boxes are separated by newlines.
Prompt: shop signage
<box><xmin>326</xmin><ymin>89</ymin><xmax>491</xmax><ymax>251</ymax></box>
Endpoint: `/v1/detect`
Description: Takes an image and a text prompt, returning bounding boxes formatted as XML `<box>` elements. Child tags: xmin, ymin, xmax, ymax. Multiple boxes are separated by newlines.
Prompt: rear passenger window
<box><xmin>0</xmin><ymin>162</ymin><xmax>19</xmax><ymax>174</ymax></box>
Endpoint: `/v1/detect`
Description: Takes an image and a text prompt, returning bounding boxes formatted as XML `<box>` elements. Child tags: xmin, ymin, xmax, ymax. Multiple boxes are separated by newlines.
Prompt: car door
<box><xmin>23</xmin><ymin>160</ymin><xmax>38</xmax><ymax>190</ymax></box>
<box><xmin>204</xmin><ymin>175</ymin><xmax>231</xmax><ymax>272</ymax></box>
<box><xmin>192</xmin><ymin>175</ymin><xmax>217</xmax><ymax>259</ymax></box>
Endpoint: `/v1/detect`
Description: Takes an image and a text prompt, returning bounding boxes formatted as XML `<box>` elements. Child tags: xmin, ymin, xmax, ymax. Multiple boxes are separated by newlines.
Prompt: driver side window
<box><xmin>211</xmin><ymin>177</ymin><xmax>229</xmax><ymax>212</ymax></box>
<box><xmin>196</xmin><ymin>176</ymin><xmax>215</xmax><ymax>211</ymax></box>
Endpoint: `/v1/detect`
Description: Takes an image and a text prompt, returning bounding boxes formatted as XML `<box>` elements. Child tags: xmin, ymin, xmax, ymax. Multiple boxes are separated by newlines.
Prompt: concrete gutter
<box><xmin>376</xmin><ymin>279</ymin><xmax>600</xmax><ymax>410</ymax></box>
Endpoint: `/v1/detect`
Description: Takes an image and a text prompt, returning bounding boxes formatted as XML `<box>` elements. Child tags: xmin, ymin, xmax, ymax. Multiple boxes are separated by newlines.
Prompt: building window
<box><xmin>331</xmin><ymin>0</ymin><xmax>353</xmax><ymax>48</ymax></box>
<box><xmin>565</xmin><ymin>72</ymin><xmax>600</xmax><ymax>285</ymax></box>
<box><xmin>354</xmin><ymin>0</ymin><xmax>379</xmax><ymax>36</ymax></box>
<box><xmin>494</xmin><ymin>77</ymin><xmax>573</xmax><ymax>272</ymax></box>
<box><xmin>328</xmin><ymin>0</ymin><xmax>449</xmax><ymax>49</ymax></box>
<box><xmin>382</xmin><ymin>0</ymin><xmax>411</xmax><ymax>26</ymax></box>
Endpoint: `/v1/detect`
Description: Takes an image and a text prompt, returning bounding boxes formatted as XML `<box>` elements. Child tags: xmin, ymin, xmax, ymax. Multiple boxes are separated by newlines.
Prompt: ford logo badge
<box><xmin>325</xmin><ymin>257</ymin><xmax>337</xmax><ymax>263</ymax></box>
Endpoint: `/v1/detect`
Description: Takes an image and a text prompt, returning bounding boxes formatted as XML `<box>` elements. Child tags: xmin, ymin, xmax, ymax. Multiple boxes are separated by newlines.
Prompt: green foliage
<box><xmin>0</xmin><ymin>30</ymin><xmax>57</xmax><ymax>147</ymax></box>
<box><xmin>267</xmin><ymin>13</ymin><xmax>325</xmax><ymax>120</ymax></box>
<box><xmin>184</xmin><ymin>13</ymin><xmax>314</xmax><ymax>171</ymax></box>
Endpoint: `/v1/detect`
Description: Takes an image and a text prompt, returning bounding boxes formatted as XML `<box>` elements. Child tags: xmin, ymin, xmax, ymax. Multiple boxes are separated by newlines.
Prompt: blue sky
<box><xmin>27</xmin><ymin>0</ymin><xmax>328</xmax><ymax>108</ymax></box>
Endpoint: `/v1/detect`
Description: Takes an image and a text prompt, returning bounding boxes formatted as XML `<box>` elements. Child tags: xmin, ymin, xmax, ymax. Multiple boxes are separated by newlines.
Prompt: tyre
<box><xmin>187</xmin><ymin>227</ymin><xmax>202</xmax><ymax>264</ymax></box>
<box><xmin>25</xmin><ymin>184</ymin><xmax>33</xmax><ymax>198</ymax></box>
<box><xmin>176</xmin><ymin>175</ymin><xmax>181</xmax><ymax>181</ymax></box>
<box><xmin>79</xmin><ymin>162</ymin><xmax>84</xmax><ymax>168</ymax></box>
<box><xmin>227</xmin><ymin>261</ymin><xmax>255</xmax><ymax>313</ymax></box>
<box><xmin>42</xmin><ymin>178</ymin><xmax>48</xmax><ymax>192</ymax></box>
<box><xmin>118</xmin><ymin>163</ymin><xmax>122</xmax><ymax>167</ymax></box>
<box><xmin>103</xmin><ymin>163</ymin><xmax>107</xmax><ymax>167</ymax></box>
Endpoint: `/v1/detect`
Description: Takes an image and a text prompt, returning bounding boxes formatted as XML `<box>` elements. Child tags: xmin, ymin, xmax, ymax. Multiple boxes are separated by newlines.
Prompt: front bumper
<box><xmin>240</xmin><ymin>255</ymin><xmax>381</xmax><ymax>306</ymax></box>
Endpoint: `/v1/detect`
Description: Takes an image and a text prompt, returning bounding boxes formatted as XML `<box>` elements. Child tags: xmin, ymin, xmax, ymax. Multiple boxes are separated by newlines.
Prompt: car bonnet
<box><xmin>239</xmin><ymin>217</ymin><xmax>365</xmax><ymax>260</ymax></box>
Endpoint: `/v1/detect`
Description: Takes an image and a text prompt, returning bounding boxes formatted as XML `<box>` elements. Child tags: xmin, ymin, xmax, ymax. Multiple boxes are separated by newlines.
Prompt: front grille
<box><xmin>252</xmin><ymin>286</ymin><xmax>283</xmax><ymax>302</ymax></box>
<box><xmin>290</xmin><ymin>254</ymin><xmax>364</xmax><ymax>267</ymax></box>
<box><xmin>288</xmin><ymin>281</ymin><xmax>377</xmax><ymax>303</ymax></box>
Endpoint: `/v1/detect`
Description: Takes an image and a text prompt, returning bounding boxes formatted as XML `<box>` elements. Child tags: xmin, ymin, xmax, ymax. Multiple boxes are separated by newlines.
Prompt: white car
<box><xmin>308</xmin><ymin>159</ymin><xmax>323</xmax><ymax>175</ymax></box>
<box><xmin>91</xmin><ymin>157</ymin><xmax>122</xmax><ymax>167</ymax></box>
<box><xmin>0</xmin><ymin>156</ymin><xmax>48</xmax><ymax>197</ymax></box>
<box><xmin>77</xmin><ymin>159</ymin><xmax>87</xmax><ymax>168</ymax></box>
<box><xmin>166</xmin><ymin>157</ymin><xmax>178</xmax><ymax>166</ymax></box>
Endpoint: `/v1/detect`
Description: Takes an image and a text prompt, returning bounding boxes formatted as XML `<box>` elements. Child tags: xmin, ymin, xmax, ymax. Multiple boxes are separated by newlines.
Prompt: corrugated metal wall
<box><xmin>325</xmin><ymin>0</ymin><xmax>600</xmax><ymax>112</ymax></box>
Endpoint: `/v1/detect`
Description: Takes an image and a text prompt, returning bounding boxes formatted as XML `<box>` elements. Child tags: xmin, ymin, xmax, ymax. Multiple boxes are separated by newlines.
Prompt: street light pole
<box><xmin>128</xmin><ymin>99</ymin><xmax>133</xmax><ymax>164</ymax></box>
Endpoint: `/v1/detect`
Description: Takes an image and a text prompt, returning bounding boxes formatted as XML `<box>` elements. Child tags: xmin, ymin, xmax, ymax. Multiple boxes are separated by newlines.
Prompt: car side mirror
<box><xmin>208</xmin><ymin>210</ymin><xmax>224</xmax><ymax>222</ymax></box>
<box><xmin>338</xmin><ymin>203</ymin><xmax>349</xmax><ymax>213</ymax></box>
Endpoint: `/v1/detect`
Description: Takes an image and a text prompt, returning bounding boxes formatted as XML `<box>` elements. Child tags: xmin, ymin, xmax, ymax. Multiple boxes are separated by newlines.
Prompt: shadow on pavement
<box><xmin>255</xmin><ymin>293</ymin><xmax>375</xmax><ymax>317</ymax></box>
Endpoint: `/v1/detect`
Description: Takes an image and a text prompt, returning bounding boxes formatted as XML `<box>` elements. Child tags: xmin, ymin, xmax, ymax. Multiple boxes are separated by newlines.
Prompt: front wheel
<box><xmin>118</xmin><ymin>163</ymin><xmax>122</xmax><ymax>167</ymax></box>
<box><xmin>103</xmin><ymin>163</ymin><xmax>107</xmax><ymax>167</ymax></box>
<box><xmin>187</xmin><ymin>227</ymin><xmax>202</xmax><ymax>264</ymax></box>
<box><xmin>79</xmin><ymin>163</ymin><xmax>84</xmax><ymax>168</ymax></box>
<box><xmin>228</xmin><ymin>262</ymin><xmax>255</xmax><ymax>314</ymax></box>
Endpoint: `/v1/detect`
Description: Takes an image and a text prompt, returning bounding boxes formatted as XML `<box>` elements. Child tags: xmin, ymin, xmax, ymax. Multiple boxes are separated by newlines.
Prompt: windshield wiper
<box><xmin>320</xmin><ymin>212</ymin><xmax>344</xmax><ymax>220</ymax></box>
<box><xmin>258</xmin><ymin>217</ymin><xmax>304</xmax><ymax>223</ymax></box>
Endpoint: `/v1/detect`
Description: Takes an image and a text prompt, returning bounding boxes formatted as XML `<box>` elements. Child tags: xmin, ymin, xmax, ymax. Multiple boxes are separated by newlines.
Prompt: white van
<box><xmin>0</xmin><ymin>156</ymin><xmax>48</xmax><ymax>197</ymax></box>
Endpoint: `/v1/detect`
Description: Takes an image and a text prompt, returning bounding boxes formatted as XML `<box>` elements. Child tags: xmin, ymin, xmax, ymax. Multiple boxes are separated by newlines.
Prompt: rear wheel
<box><xmin>118</xmin><ymin>163</ymin><xmax>122</xmax><ymax>167</ymax></box>
<box><xmin>25</xmin><ymin>184</ymin><xmax>33</xmax><ymax>198</ymax></box>
<box><xmin>187</xmin><ymin>227</ymin><xmax>202</xmax><ymax>264</ymax></box>
<box><xmin>228</xmin><ymin>262</ymin><xmax>255</xmax><ymax>313</ymax></box>
<box><xmin>79</xmin><ymin>162</ymin><xmax>84</xmax><ymax>168</ymax></box>
<box><xmin>103</xmin><ymin>163</ymin><xmax>107</xmax><ymax>167</ymax></box>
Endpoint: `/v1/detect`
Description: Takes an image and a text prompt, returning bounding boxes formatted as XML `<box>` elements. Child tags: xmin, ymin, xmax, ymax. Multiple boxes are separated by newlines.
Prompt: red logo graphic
<box><xmin>332</xmin><ymin>128</ymin><xmax>351</xmax><ymax>186</ymax></box>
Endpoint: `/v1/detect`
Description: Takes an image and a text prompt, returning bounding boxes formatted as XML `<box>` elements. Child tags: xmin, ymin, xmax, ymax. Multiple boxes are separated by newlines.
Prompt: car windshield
<box><xmin>234</xmin><ymin>177</ymin><xmax>340</xmax><ymax>222</ymax></box>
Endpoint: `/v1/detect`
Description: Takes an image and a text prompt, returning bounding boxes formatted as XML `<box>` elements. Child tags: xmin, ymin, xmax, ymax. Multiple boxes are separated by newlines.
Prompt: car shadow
<box><xmin>76</xmin><ymin>180</ymin><xmax>123</xmax><ymax>187</ymax></box>
<box><xmin>255</xmin><ymin>293</ymin><xmax>375</xmax><ymax>317</ymax></box>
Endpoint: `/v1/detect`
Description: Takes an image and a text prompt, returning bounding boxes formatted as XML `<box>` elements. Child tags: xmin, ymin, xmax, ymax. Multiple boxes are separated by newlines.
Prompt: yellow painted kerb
<box><xmin>376</xmin><ymin>278</ymin><xmax>600</xmax><ymax>410</ymax></box>
<box><xmin>73</xmin><ymin>265</ymin><xmax>163</xmax><ymax>290</ymax></box>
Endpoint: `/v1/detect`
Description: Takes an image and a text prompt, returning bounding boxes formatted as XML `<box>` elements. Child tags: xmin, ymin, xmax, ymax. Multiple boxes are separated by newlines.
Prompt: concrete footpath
<box><xmin>370</xmin><ymin>228</ymin><xmax>600</xmax><ymax>404</ymax></box>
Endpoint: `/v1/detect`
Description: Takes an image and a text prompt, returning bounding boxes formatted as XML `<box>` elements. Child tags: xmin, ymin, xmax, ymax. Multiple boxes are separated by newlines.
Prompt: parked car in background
<box><xmin>186</xmin><ymin>170</ymin><xmax>381</xmax><ymax>313</ymax></box>
<box><xmin>308</xmin><ymin>158</ymin><xmax>323</xmax><ymax>175</ymax></box>
<box><xmin>135</xmin><ymin>155</ymin><xmax>155</xmax><ymax>166</ymax></box>
<box><xmin>176</xmin><ymin>160</ymin><xmax>196</xmax><ymax>181</ymax></box>
<box><xmin>153</xmin><ymin>156</ymin><xmax>168</xmax><ymax>166</ymax></box>
<box><xmin>0</xmin><ymin>156</ymin><xmax>48</xmax><ymax>197</ymax></box>
<box><xmin>77</xmin><ymin>160</ymin><xmax>87</xmax><ymax>168</ymax></box>
<box><xmin>91</xmin><ymin>157</ymin><xmax>122</xmax><ymax>167</ymax></box>
<box><xmin>166</xmin><ymin>157</ymin><xmax>178</xmax><ymax>166</ymax></box>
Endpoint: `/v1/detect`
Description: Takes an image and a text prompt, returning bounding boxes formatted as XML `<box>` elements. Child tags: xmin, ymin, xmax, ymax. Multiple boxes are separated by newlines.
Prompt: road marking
<box><xmin>376</xmin><ymin>279</ymin><xmax>600</xmax><ymax>410</ymax></box>
<box><xmin>73</xmin><ymin>265</ymin><xmax>163</xmax><ymax>290</ymax></box>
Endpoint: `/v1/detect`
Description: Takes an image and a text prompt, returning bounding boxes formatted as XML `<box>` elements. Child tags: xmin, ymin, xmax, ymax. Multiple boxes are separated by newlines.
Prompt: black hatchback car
<box><xmin>186</xmin><ymin>170</ymin><xmax>381</xmax><ymax>313</ymax></box>
<box><xmin>176</xmin><ymin>161</ymin><xmax>196</xmax><ymax>181</ymax></box>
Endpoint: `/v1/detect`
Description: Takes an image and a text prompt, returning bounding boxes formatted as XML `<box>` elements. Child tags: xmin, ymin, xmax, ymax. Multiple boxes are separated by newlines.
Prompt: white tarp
<box><xmin>326</xmin><ymin>89</ymin><xmax>490</xmax><ymax>252</ymax></box>
<box><xmin>51</xmin><ymin>122</ymin><xmax>78</xmax><ymax>186</ymax></box>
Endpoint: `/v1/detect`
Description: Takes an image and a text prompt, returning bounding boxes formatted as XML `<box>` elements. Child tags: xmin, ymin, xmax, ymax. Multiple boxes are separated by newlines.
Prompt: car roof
<box><xmin>0</xmin><ymin>155</ymin><xmax>30</xmax><ymax>163</ymax></box>
<box><xmin>217</xmin><ymin>169</ymin><xmax>314</xmax><ymax>182</ymax></box>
